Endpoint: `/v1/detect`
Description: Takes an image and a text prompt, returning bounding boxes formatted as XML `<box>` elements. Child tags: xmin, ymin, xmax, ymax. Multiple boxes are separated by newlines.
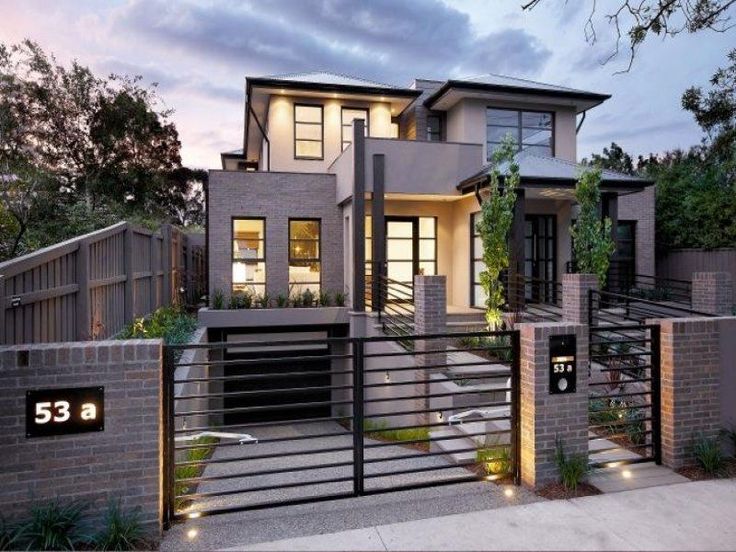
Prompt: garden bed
<box><xmin>676</xmin><ymin>458</ymin><xmax>736</xmax><ymax>481</ymax></box>
<box><xmin>536</xmin><ymin>482</ymin><xmax>602</xmax><ymax>500</ymax></box>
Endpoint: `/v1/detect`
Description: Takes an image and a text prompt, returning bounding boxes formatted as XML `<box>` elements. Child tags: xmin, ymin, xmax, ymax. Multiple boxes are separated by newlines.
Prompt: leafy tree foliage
<box><xmin>570</xmin><ymin>169</ymin><xmax>616</xmax><ymax>286</ymax></box>
<box><xmin>476</xmin><ymin>136</ymin><xmax>519</xmax><ymax>329</ymax></box>
<box><xmin>582</xmin><ymin>142</ymin><xmax>636</xmax><ymax>175</ymax></box>
<box><xmin>0</xmin><ymin>40</ymin><xmax>204</xmax><ymax>261</ymax></box>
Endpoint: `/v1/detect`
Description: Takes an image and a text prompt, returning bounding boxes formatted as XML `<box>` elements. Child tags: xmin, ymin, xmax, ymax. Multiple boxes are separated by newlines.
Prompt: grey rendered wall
<box><xmin>0</xmin><ymin>340</ymin><xmax>163</xmax><ymax>532</ymax></box>
<box><xmin>208</xmin><ymin>170</ymin><xmax>344</xmax><ymax>301</ymax></box>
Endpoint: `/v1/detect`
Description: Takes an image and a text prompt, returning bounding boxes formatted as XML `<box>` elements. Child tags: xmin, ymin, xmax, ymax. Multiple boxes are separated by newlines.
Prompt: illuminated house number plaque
<box><xmin>26</xmin><ymin>387</ymin><xmax>104</xmax><ymax>437</ymax></box>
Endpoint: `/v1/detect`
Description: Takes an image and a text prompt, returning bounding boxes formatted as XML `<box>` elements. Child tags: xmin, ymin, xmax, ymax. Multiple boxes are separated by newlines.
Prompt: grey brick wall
<box><xmin>618</xmin><ymin>185</ymin><xmax>655</xmax><ymax>276</ymax></box>
<box><xmin>562</xmin><ymin>273</ymin><xmax>598</xmax><ymax>324</ymax></box>
<box><xmin>0</xmin><ymin>339</ymin><xmax>163</xmax><ymax>532</ymax></box>
<box><xmin>518</xmin><ymin>322</ymin><xmax>588</xmax><ymax>489</ymax></box>
<box><xmin>399</xmin><ymin>79</ymin><xmax>443</xmax><ymax>141</ymax></box>
<box><xmin>692</xmin><ymin>272</ymin><xmax>733</xmax><ymax>315</ymax></box>
<box><xmin>208</xmin><ymin>170</ymin><xmax>344</xmax><ymax>302</ymax></box>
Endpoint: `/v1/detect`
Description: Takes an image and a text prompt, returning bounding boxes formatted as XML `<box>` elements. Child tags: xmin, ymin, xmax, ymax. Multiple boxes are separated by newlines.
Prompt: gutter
<box><xmin>576</xmin><ymin>110</ymin><xmax>586</xmax><ymax>134</ymax></box>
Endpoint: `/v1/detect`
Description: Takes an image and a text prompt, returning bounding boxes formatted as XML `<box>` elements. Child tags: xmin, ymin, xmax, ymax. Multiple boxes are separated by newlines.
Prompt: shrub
<box><xmin>477</xmin><ymin>445</ymin><xmax>511</xmax><ymax>475</ymax></box>
<box><xmin>94</xmin><ymin>500</ymin><xmax>146</xmax><ymax>551</ymax></box>
<box><xmin>257</xmin><ymin>293</ymin><xmax>271</xmax><ymax>308</ymax></box>
<box><xmin>174</xmin><ymin>435</ymin><xmax>219</xmax><ymax>507</ymax></box>
<box><xmin>334</xmin><ymin>291</ymin><xmax>346</xmax><ymax>307</ymax></box>
<box><xmin>211</xmin><ymin>289</ymin><xmax>225</xmax><ymax>310</ymax></box>
<box><xmin>118</xmin><ymin>306</ymin><xmax>196</xmax><ymax>346</ymax></box>
<box><xmin>302</xmin><ymin>289</ymin><xmax>315</xmax><ymax>307</ymax></box>
<box><xmin>456</xmin><ymin>335</ymin><xmax>512</xmax><ymax>362</ymax></box>
<box><xmin>15</xmin><ymin>499</ymin><xmax>90</xmax><ymax>550</ymax></box>
<box><xmin>319</xmin><ymin>290</ymin><xmax>330</xmax><ymax>307</ymax></box>
<box><xmin>0</xmin><ymin>515</ymin><xmax>21</xmax><ymax>551</ymax></box>
<box><xmin>693</xmin><ymin>433</ymin><xmax>725</xmax><ymax>475</ymax></box>
<box><xmin>229</xmin><ymin>291</ymin><xmax>253</xmax><ymax>309</ymax></box>
<box><xmin>554</xmin><ymin>437</ymin><xmax>589</xmax><ymax>491</ymax></box>
<box><xmin>290</xmin><ymin>291</ymin><xmax>303</xmax><ymax>308</ymax></box>
<box><xmin>276</xmin><ymin>293</ymin><xmax>288</xmax><ymax>308</ymax></box>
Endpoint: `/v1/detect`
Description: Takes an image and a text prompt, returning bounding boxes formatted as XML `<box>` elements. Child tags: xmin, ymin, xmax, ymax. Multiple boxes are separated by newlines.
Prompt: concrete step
<box><xmin>446</xmin><ymin>312</ymin><xmax>486</xmax><ymax>324</ymax></box>
<box><xmin>429</xmin><ymin>429</ymin><xmax>478</xmax><ymax>464</ymax></box>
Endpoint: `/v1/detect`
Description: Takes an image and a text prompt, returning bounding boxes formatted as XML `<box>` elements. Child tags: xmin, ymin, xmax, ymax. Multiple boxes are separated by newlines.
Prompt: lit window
<box><xmin>295</xmin><ymin>104</ymin><xmax>324</xmax><ymax>159</ymax></box>
<box><xmin>232</xmin><ymin>218</ymin><xmax>265</xmax><ymax>296</ymax></box>
<box><xmin>341</xmin><ymin>107</ymin><xmax>369</xmax><ymax>150</ymax></box>
<box><xmin>486</xmin><ymin>108</ymin><xmax>553</xmax><ymax>160</ymax></box>
<box><xmin>289</xmin><ymin>219</ymin><xmax>321</xmax><ymax>294</ymax></box>
<box><xmin>471</xmin><ymin>212</ymin><xmax>486</xmax><ymax>307</ymax></box>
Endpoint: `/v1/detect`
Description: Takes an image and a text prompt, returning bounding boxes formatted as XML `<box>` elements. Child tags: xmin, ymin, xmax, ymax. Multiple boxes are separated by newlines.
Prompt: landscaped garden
<box><xmin>210</xmin><ymin>288</ymin><xmax>346</xmax><ymax>310</ymax></box>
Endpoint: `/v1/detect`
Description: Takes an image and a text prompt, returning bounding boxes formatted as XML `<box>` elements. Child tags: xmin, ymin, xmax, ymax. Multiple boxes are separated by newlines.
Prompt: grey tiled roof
<box><xmin>257</xmin><ymin>71</ymin><xmax>401</xmax><ymax>89</ymax></box>
<box><xmin>458</xmin><ymin>73</ymin><xmax>602</xmax><ymax>96</ymax></box>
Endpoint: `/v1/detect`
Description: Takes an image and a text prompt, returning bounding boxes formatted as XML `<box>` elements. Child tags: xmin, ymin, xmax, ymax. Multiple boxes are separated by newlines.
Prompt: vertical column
<box><xmin>161</xmin><ymin>224</ymin><xmax>172</xmax><ymax>306</ymax></box>
<box><xmin>509</xmin><ymin>188</ymin><xmax>525</xmax><ymax>312</ymax></box>
<box><xmin>0</xmin><ymin>275</ymin><xmax>5</xmax><ymax>345</ymax></box>
<box><xmin>692</xmin><ymin>272</ymin><xmax>733</xmax><ymax>315</ymax></box>
<box><xmin>123</xmin><ymin>225</ymin><xmax>135</xmax><ymax>323</ymax></box>
<box><xmin>562</xmin><ymin>273</ymin><xmax>598</xmax><ymax>325</ymax></box>
<box><xmin>414</xmin><ymin>275</ymin><xmax>447</xmax><ymax>425</ymax></box>
<box><xmin>654</xmin><ymin>317</ymin><xmax>722</xmax><ymax>469</ymax></box>
<box><xmin>352</xmin><ymin>120</ymin><xmax>366</xmax><ymax>311</ymax></box>
<box><xmin>76</xmin><ymin>238</ymin><xmax>91</xmax><ymax>340</ymax></box>
<box><xmin>518</xmin><ymin>322</ymin><xmax>588</xmax><ymax>489</ymax></box>
<box><xmin>602</xmin><ymin>192</ymin><xmax>619</xmax><ymax>289</ymax></box>
<box><xmin>371</xmin><ymin>154</ymin><xmax>386</xmax><ymax>311</ymax></box>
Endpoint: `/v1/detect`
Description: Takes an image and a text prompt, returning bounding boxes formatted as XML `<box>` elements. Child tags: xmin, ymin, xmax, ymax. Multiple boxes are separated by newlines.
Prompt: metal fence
<box><xmin>0</xmin><ymin>222</ymin><xmax>206</xmax><ymax>345</ymax></box>
<box><xmin>589</xmin><ymin>289</ymin><xmax>713</xmax><ymax>327</ymax></box>
<box><xmin>164</xmin><ymin>330</ymin><xmax>520</xmax><ymax>522</ymax></box>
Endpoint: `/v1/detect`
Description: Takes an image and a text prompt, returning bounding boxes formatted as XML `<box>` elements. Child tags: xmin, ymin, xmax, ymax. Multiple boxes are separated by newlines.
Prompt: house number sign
<box><xmin>26</xmin><ymin>387</ymin><xmax>104</xmax><ymax>437</ymax></box>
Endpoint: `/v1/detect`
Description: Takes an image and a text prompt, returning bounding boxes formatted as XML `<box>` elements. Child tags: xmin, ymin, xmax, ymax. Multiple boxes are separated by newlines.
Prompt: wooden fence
<box><xmin>657</xmin><ymin>248</ymin><xmax>736</xmax><ymax>288</ymax></box>
<box><xmin>0</xmin><ymin>222</ymin><xmax>206</xmax><ymax>345</ymax></box>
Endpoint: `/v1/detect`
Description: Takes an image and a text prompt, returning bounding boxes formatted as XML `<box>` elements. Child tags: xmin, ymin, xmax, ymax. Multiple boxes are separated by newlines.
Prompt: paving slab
<box><xmin>588</xmin><ymin>461</ymin><xmax>690</xmax><ymax>492</ymax></box>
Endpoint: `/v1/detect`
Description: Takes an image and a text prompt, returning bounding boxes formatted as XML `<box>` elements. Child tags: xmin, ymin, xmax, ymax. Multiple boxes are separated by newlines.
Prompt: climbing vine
<box><xmin>476</xmin><ymin>136</ymin><xmax>520</xmax><ymax>329</ymax></box>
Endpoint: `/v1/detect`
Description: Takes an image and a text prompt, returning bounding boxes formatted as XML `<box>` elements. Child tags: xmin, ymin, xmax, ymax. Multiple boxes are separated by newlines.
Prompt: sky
<box><xmin>1</xmin><ymin>0</ymin><xmax>733</xmax><ymax>169</ymax></box>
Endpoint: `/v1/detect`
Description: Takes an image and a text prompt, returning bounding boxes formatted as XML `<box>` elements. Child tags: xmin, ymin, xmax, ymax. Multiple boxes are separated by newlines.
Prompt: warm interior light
<box><xmin>380</xmin><ymin>96</ymin><xmax>385</xmax><ymax>101</ymax></box>
<box><xmin>280</xmin><ymin>89</ymin><xmax>285</xmax><ymax>94</ymax></box>
<box><xmin>504</xmin><ymin>487</ymin><xmax>514</xmax><ymax>497</ymax></box>
<box><xmin>622</xmin><ymin>469</ymin><xmax>632</xmax><ymax>479</ymax></box>
<box><xmin>187</xmin><ymin>529</ymin><xmax>198</xmax><ymax>540</ymax></box>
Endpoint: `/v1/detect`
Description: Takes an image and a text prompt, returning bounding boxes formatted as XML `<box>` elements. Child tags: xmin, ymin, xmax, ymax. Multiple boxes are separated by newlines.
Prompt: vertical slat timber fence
<box><xmin>0</xmin><ymin>222</ymin><xmax>206</xmax><ymax>345</ymax></box>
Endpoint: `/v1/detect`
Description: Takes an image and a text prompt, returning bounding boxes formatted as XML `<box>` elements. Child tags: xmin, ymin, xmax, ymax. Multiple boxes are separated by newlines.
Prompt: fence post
<box><xmin>123</xmin><ymin>225</ymin><xmax>135</xmax><ymax>323</ymax></box>
<box><xmin>162</xmin><ymin>225</ymin><xmax>172</xmax><ymax>306</ymax></box>
<box><xmin>692</xmin><ymin>272</ymin><xmax>733</xmax><ymax>315</ymax></box>
<box><xmin>510</xmin><ymin>330</ymin><xmax>521</xmax><ymax>485</ymax></box>
<box><xmin>352</xmin><ymin>338</ymin><xmax>365</xmax><ymax>497</ymax></box>
<box><xmin>0</xmin><ymin>275</ymin><xmax>5</xmax><ymax>345</ymax></box>
<box><xmin>563</xmin><ymin>273</ymin><xmax>598</xmax><ymax>325</ymax></box>
<box><xmin>149</xmin><ymin>232</ymin><xmax>157</xmax><ymax>312</ymax></box>
<box><xmin>76</xmin><ymin>239</ymin><xmax>91</xmax><ymax>340</ymax></box>
<box><xmin>649</xmin><ymin>324</ymin><xmax>662</xmax><ymax>465</ymax></box>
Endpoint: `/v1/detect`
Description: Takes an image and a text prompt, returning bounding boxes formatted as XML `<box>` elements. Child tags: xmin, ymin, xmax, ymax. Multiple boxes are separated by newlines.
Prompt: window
<box><xmin>486</xmin><ymin>108</ymin><xmax>553</xmax><ymax>160</ymax></box>
<box><xmin>341</xmin><ymin>107</ymin><xmax>369</xmax><ymax>150</ymax></box>
<box><xmin>610</xmin><ymin>221</ymin><xmax>636</xmax><ymax>292</ymax></box>
<box><xmin>471</xmin><ymin>212</ymin><xmax>486</xmax><ymax>307</ymax></box>
<box><xmin>294</xmin><ymin>104</ymin><xmax>324</xmax><ymax>159</ymax></box>
<box><xmin>427</xmin><ymin>115</ymin><xmax>442</xmax><ymax>141</ymax></box>
<box><xmin>232</xmin><ymin>218</ymin><xmax>265</xmax><ymax>296</ymax></box>
<box><xmin>289</xmin><ymin>219</ymin><xmax>321</xmax><ymax>294</ymax></box>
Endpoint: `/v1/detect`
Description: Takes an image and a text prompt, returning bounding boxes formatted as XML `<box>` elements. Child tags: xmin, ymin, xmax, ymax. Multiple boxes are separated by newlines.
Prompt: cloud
<box><xmin>110</xmin><ymin>0</ymin><xmax>552</xmax><ymax>85</ymax></box>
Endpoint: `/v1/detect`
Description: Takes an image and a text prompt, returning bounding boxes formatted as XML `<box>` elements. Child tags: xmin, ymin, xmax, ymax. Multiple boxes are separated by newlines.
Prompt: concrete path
<box><xmin>226</xmin><ymin>479</ymin><xmax>736</xmax><ymax>551</ymax></box>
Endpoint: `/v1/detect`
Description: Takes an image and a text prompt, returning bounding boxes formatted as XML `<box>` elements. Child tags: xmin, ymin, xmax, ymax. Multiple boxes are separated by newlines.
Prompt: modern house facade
<box><xmin>209</xmin><ymin>71</ymin><xmax>654</xmax><ymax>320</ymax></box>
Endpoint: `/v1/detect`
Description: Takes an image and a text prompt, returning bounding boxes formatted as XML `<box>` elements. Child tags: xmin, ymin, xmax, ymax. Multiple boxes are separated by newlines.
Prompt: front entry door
<box><xmin>385</xmin><ymin>216</ymin><xmax>437</xmax><ymax>299</ymax></box>
<box><xmin>524</xmin><ymin>215</ymin><xmax>556</xmax><ymax>302</ymax></box>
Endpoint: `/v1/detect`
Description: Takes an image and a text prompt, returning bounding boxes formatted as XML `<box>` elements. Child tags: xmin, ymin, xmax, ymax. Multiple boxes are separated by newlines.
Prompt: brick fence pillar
<box><xmin>518</xmin><ymin>322</ymin><xmax>588</xmax><ymax>489</ymax></box>
<box><xmin>692</xmin><ymin>272</ymin><xmax>733</xmax><ymax>315</ymax></box>
<box><xmin>414</xmin><ymin>275</ymin><xmax>446</xmax><ymax>425</ymax></box>
<box><xmin>649</xmin><ymin>317</ymin><xmax>722</xmax><ymax>469</ymax></box>
<box><xmin>562</xmin><ymin>273</ymin><xmax>598</xmax><ymax>325</ymax></box>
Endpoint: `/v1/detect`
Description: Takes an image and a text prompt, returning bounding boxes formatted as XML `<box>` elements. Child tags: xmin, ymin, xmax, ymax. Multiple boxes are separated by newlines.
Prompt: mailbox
<box><xmin>549</xmin><ymin>334</ymin><xmax>576</xmax><ymax>394</ymax></box>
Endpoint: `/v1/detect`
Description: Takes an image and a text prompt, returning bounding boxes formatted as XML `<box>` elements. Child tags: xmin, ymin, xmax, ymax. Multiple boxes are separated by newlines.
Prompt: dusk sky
<box><xmin>1</xmin><ymin>0</ymin><xmax>733</xmax><ymax>169</ymax></box>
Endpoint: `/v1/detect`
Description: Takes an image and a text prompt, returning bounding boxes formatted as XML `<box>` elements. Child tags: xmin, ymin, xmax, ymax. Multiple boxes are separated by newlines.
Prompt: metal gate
<box><xmin>163</xmin><ymin>330</ymin><xmax>520</xmax><ymax>523</ymax></box>
<box><xmin>588</xmin><ymin>324</ymin><xmax>661</xmax><ymax>468</ymax></box>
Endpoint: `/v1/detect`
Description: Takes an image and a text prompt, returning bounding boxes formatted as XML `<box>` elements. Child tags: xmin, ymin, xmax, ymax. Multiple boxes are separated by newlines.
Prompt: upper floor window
<box><xmin>289</xmin><ymin>219</ymin><xmax>321</xmax><ymax>294</ymax></box>
<box><xmin>427</xmin><ymin>115</ymin><xmax>442</xmax><ymax>141</ymax></box>
<box><xmin>486</xmin><ymin>108</ymin><xmax>553</xmax><ymax>160</ymax></box>
<box><xmin>232</xmin><ymin>218</ymin><xmax>266</xmax><ymax>296</ymax></box>
<box><xmin>341</xmin><ymin>107</ymin><xmax>369</xmax><ymax>150</ymax></box>
<box><xmin>295</xmin><ymin>104</ymin><xmax>324</xmax><ymax>160</ymax></box>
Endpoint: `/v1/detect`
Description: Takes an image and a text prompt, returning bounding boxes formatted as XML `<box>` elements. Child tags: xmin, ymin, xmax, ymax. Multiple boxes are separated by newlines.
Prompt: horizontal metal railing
<box><xmin>163</xmin><ymin>329</ymin><xmax>521</xmax><ymax>523</ymax></box>
<box><xmin>589</xmin><ymin>289</ymin><xmax>714</xmax><ymax>326</ymax></box>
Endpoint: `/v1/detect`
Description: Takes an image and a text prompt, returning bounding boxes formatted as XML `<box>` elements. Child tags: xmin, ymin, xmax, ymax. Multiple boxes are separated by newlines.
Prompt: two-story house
<box><xmin>208</xmin><ymin>71</ymin><xmax>653</xmax><ymax>327</ymax></box>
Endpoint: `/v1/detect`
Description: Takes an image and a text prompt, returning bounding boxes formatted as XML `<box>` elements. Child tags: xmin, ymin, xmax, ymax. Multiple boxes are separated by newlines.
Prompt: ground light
<box><xmin>187</xmin><ymin>529</ymin><xmax>198</xmax><ymax>540</ymax></box>
<box><xmin>622</xmin><ymin>469</ymin><xmax>632</xmax><ymax>479</ymax></box>
<box><xmin>504</xmin><ymin>487</ymin><xmax>514</xmax><ymax>498</ymax></box>
<box><xmin>188</xmin><ymin>512</ymin><xmax>201</xmax><ymax>519</ymax></box>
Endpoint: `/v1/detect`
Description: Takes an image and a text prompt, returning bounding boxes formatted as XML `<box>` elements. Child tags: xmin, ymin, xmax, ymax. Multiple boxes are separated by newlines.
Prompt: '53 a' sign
<box><xmin>26</xmin><ymin>387</ymin><xmax>104</xmax><ymax>437</ymax></box>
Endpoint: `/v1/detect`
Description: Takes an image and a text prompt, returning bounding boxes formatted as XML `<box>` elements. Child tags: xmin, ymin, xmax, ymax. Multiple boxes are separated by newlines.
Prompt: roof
<box><xmin>258</xmin><ymin>71</ymin><xmax>402</xmax><ymax>90</ymax></box>
<box><xmin>425</xmin><ymin>74</ymin><xmax>610</xmax><ymax>112</ymax></box>
<box><xmin>221</xmin><ymin>148</ymin><xmax>244</xmax><ymax>156</ymax></box>
<box><xmin>458</xmin><ymin>152</ymin><xmax>652</xmax><ymax>192</ymax></box>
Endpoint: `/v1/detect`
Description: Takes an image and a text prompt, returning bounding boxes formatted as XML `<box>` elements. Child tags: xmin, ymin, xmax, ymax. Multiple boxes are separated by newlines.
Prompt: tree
<box><xmin>583</xmin><ymin>142</ymin><xmax>635</xmax><ymax>174</ymax></box>
<box><xmin>0</xmin><ymin>162</ymin><xmax>51</xmax><ymax>259</ymax></box>
<box><xmin>522</xmin><ymin>1</ymin><xmax>736</xmax><ymax>72</ymax></box>
<box><xmin>570</xmin><ymin>169</ymin><xmax>616</xmax><ymax>287</ymax></box>
<box><xmin>476</xmin><ymin>136</ymin><xmax>520</xmax><ymax>329</ymax></box>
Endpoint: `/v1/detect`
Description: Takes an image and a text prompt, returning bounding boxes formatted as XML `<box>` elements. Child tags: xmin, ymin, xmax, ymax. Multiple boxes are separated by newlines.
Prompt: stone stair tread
<box><xmin>429</xmin><ymin>429</ymin><xmax>478</xmax><ymax>463</ymax></box>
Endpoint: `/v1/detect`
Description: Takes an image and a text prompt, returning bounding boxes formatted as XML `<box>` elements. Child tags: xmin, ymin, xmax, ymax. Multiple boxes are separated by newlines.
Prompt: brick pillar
<box><xmin>653</xmin><ymin>317</ymin><xmax>722</xmax><ymax>469</ymax></box>
<box><xmin>414</xmin><ymin>275</ymin><xmax>447</xmax><ymax>425</ymax></box>
<box><xmin>518</xmin><ymin>322</ymin><xmax>588</xmax><ymax>489</ymax></box>
<box><xmin>692</xmin><ymin>272</ymin><xmax>733</xmax><ymax>315</ymax></box>
<box><xmin>562</xmin><ymin>273</ymin><xmax>598</xmax><ymax>325</ymax></box>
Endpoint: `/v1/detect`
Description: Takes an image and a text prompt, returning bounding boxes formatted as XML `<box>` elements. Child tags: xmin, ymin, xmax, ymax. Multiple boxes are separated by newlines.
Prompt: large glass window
<box><xmin>486</xmin><ymin>108</ymin><xmax>553</xmax><ymax>160</ymax></box>
<box><xmin>471</xmin><ymin>212</ymin><xmax>486</xmax><ymax>307</ymax></box>
<box><xmin>289</xmin><ymin>219</ymin><xmax>321</xmax><ymax>294</ymax></box>
<box><xmin>427</xmin><ymin>115</ymin><xmax>442</xmax><ymax>141</ymax></box>
<box><xmin>232</xmin><ymin>218</ymin><xmax>266</xmax><ymax>296</ymax></box>
<box><xmin>295</xmin><ymin>104</ymin><xmax>324</xmax><ymax>159</ymax></box>
<box><xmin>341</xmin><ymin>107</ymin><xmax>369</xmax><ymax>151</ymax></box>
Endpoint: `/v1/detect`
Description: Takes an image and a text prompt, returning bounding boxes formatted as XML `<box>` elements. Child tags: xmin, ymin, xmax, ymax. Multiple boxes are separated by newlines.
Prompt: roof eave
<box><xmin>246</xmin><ymin>76</ymin><xmax>422</xmax><ymax>99</ymax></box>
<box><xmin>425</xmin><ymin>80</ymin><xmax>611</xmax><ymax>111</ymax></box>
<box><xmin>457</xmin><ymin>174</ymin><xmax>653</xmax><ymax>193</ymax></box>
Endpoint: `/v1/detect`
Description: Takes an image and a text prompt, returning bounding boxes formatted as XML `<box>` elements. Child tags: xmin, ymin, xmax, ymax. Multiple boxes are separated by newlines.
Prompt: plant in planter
<box><xmin>570</xmin><ymin>169</ymin><xmax>616</xmax><ymax>287</ymax></box>
<box><xmin>257</xmin><ymin>293</ymin><xmax>271</xmax><ymax>308</ymax></box>
<box><xmin>212</xmin><ymin>289</ymin><xmax>225</xmax><ymax>310</ymax></box>
<box><xmin>334</xmin><ymin>291</ymin><xmax>346</xmax><ymax>307</ymax></box>
<box><xmin>319</xmin><ymin>290</ymin><xmax>331</xmax><ymax>307</ymax></box>
<box><xmin>554</xmin><ymin>436</ymin><xmax>589</xmax><ymax>491</ymax></box>
<box><xmin>229</xmin><ymin>291</ymin><xmax>253</xmax><ymax>309</ymax></box>
<box><xmin>276</xmin><ymin>293</ymin><xmax>288</xmax><ymax>308</ymax></box>
<box><xmin>302</xmin><ymin>289</ymin><xmax>315</xmax><ymax>307</ymax></box>
<box><xmin>476</xmin><ymin>135</ymin><xmax>519</xmax><ymax>329</ymax></box>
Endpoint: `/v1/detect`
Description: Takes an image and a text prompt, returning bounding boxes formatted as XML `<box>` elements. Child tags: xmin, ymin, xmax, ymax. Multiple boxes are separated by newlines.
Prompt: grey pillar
<box><xmin>509</xmin><ymin>188</ymin><xmax>525</xmax><ymax>312</ymax></box>
<box><xmin>352</xmin><ymin>120</ymin><xmax>366</xmax><ymax>311</ymax></box>
<box><xmin>371</xmin><ymin>154</ymin><xmax>386</xmax><ymax>311</ymax></box>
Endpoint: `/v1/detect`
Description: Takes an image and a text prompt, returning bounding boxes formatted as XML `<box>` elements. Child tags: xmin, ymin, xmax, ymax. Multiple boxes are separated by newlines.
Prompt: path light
<box><xmin>504</xmin><ymin>487</ymin><xmax>514</xmax><ymax>498</ymax></box>
<box><xmin>384</xmin><ymin>371</ymin><xmax>391</xmax><ymax>383</ymax></box>
<box><xmin>187</xmin><ymin>529</ymin><xmax>198</xmax><ymax>540</ymax></box>
<box><xmin>437</xmin><ymin>411</ymin><xmax>444</xmax><ymax>422</ymax></box>
<box><xmin>188</xmin><ymin>512</ymin><xmax>201</xmax><ymax>519</ymax></box>
<box><xmin>622</xmin><ymin>469</ymin><xmax>632</xmax><ymax>479</ymax></box>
